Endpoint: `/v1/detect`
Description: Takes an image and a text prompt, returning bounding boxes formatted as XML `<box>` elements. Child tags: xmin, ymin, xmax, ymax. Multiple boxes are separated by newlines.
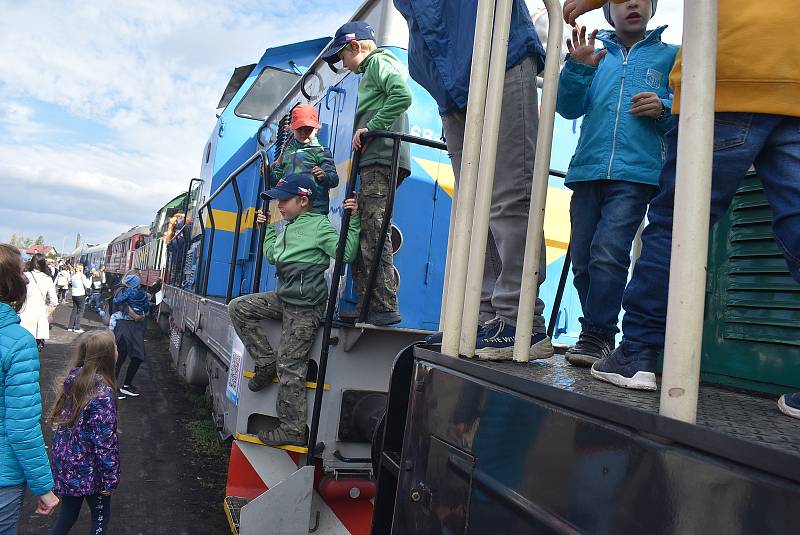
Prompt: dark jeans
<box><xmin>87</xmin><ymin>291</ymin><xmax>102</xmax><ymax>312</ymax></box>
<box><xmin>115</xmin><ymin>320</ymin><xmax>146</xmax><ymax>385</ymax></box>
<box><xmin>50</xmin><ymin>494</ymin><xmax>111</xmax><ymax>535</ymax></box>
<box><xmin>68</xmin><ymin>296</ymin><xmax>86</xmax><ymax>330</ymax></box>
<box><xmin>569</xmin><ymin>180</ymin><xmax>656</xmax><ymax>337</ymax></box>
<box><xmin>623</xmin><ymin>113</ymin><xmax>800</xmax><ymax>347</ymax></box>
<box><xmin>57</xmin><ymin>288</ymin><xmax>68</xmax><ymax>302</ymax></box>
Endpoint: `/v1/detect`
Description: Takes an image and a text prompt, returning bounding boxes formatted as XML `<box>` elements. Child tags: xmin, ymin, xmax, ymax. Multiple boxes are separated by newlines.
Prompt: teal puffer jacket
<box><xmin>0</xmin><ymin>302</ymin><xmax>54</xmax><ymax>495</ymax></box>
<box><xmin>557</xmin><ymin>26</ymin><xmax>678</xmax><ymax>187</ymax></box>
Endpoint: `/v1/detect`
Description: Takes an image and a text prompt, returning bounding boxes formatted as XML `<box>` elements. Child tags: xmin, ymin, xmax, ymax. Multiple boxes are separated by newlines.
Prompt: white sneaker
<box><xmin>66</xmin><ymin>328</ymin><xmax>74</xmax><ymax>332</ymax></box>
<box><xmin>73</xmin><ymin>329</ymin><xmax>85</xmax><ymax>334</ymax></box>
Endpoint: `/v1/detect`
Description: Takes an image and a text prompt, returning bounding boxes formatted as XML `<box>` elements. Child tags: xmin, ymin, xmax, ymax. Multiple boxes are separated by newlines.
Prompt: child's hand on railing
<box><xmin>343</xmin><ymin>196</ymin><xmax>358</xmax><ymax>215</ymax></box>
<box><xmin>256</xmin><ymin>208</ymin><xmax>268</xmax><ymax>225</ymax></box>
<box><xmin>352</xmin><ymin>128</ymin><xmax>369</xmax><ymax>151</ymax></box>
<box><xmin>566</xmin><ymin>26</ymin><xmax>606</xmax><ymax>67</ymax></box>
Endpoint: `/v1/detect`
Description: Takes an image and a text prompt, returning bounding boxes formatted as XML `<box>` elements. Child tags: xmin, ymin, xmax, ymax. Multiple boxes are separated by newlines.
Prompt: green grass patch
<box><xmin>186</xmin><ymin>419</ymin><xmax>227</xmax><ymax>458</ymax></box>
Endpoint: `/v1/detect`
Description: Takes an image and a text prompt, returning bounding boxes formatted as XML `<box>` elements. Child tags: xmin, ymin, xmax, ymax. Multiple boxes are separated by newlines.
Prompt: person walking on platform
<box><xmin>557</xmin><ymin>1</ymin><xmax>677</xmax><ymax>367</ymax></box>
<box><xmin>56</xmin><ymin>266</ymin><xmax>70</xmax><ymax>304</ymax></box>
<box><xmin>67</xmin><ymin>264</ymin><xmax>92</xmax><ymax>333</ymax></box>
<box><xmin>49</xmin><ymin>331</ymin><xmax>119</xmax><ymax>535</ymax></box>
<box><xmin>563</xmin><ymin>0</ymin><xmax>800</xmax><ymax>419</ymax></box>
<box><xmin>0</xmin><ymin>244</ymin><xmax>59</xmax><ymax>531</ymax></box>
<box><xmin>394</xmin><ymin>0</ymin><xmax>554</xmax><ymax>360</ymax></box>
<box><xmin>112</xmin><ymin>272</ymin><xmax>150</xmax><ymax>399</ymax></box>
<box><xmin>228</xmin><ymin>174</ymin><xmax>360</xmax><ymax>447</ymax></box>
<box><xmin>320</xmin><ymin>21</ymin><xmax>412</xmax><ymax>327</ymax></box>
<box><xmin>20</xmin><ymin>253</ymin><xmax>58</xmax><ymax>351</ymax></box>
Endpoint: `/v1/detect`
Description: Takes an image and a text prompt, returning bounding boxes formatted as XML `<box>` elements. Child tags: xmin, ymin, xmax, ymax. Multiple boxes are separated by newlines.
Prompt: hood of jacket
<box><xmin>0</xmin><ymin>301</ymin><xmax>21</xmax><ymax>329</ymax></box>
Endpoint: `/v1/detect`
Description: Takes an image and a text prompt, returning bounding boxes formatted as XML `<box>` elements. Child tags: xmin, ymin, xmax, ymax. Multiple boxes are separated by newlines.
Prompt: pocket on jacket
<box><xmin>713</xmin><ymin>113</ymin><xmax>752</xmax><ymax>151</ymax></box>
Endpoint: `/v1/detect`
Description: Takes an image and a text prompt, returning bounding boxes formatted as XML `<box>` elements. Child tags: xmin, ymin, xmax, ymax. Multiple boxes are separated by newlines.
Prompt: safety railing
<box><xmin>306</xmin><ymin>131</ymin><xmax>446</xmax><ymax>464</ymax></box>
<box><xmin>196</xmin><ymin>150</ymin><xmax>268</xmax><ymax>302</ymax></box>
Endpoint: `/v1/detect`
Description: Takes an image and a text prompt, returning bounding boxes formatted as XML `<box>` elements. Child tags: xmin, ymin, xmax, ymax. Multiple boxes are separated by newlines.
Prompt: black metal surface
<box><xmin>337</xmin><ymin>390</ymin><xmax>387</xmax><ymax>442</ymax></box>
<box><xmin>387</xmin><ymin>347</ymin><xmax>800</xmax><ymax>534</ymax></box>
<box><xmin>224</xmin><ymin>495</ymin><xmax>249</xmax><ymax>534</ymax></box>
<box><xmin>547</xmin><ymin>244</ymin><xmax>571</xmax><ymax>338</ymax></box>
<box><xmin>226</xmin><ymin>176</ymin><xmax>243</xmax><ymax>303</ymax></box>
<box><xmin>251</xmin><ymin>174</ymin><xmax>268</xmax><ymax>294</ymax></box>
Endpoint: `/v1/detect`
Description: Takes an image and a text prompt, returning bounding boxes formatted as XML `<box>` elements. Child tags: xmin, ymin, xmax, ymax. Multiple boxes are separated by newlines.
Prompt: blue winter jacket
<box><xmin>393</xmin><ymin>0</ymin><xmax>546</xmax><ymax>115</ymax></box>
<box><xmin>0</xmin><ymin>302</ymin><xmax>54</xmax><ymax>495</ymax></box>
<box><xmin>557</xmin><ymin>27</ymin><xmax>678</xmax><ymax>187</ymax></box>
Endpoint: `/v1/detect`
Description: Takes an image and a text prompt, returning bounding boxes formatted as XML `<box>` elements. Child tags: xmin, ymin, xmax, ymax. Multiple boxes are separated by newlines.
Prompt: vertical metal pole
<box><xmin>547</xmin><ymin>245</ymin><xmax>571</xmax><ymax>338</ymax></box>
<box><xmin>226</xmin><ymin>178</ymin><xmax>243</xmax><ymax>303</ymax></box>
<box><xmin>252</xmin><ymin>153</ymin><xmax>269</xmax><ymax>294</ymax></box>
<box><xmin>512</xmin><ymin>0</ymin><xmax>563</xmax><ymax>362</ymax></box>
<box><xmin>459</xmin><ymin>0</ymin><xmax>514</xmax><ymax>358</ymax></box>
<box><xmin>439</xmin><ymin>188</ymin><xmax>458</xmax><ymax>326</ymax></box>
<box><xmin>202</xmin><ymin>209</ymin><xmax>215</xmax><ymax>297</ymax></box>
<box><xmin>659</xmin><ymin>0</ymin><xmax>718</xmax><ymax>423</ymax></box>
<box><xmin>441</xmin><ymin>0</ymin><xmax>495</xmax><ymax>357</ymax></box>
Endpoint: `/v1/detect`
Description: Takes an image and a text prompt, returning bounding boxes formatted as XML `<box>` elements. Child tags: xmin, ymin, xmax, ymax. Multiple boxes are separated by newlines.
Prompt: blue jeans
<box><xmin>50</xmin><ymin>494</ymin><xmax>112</xmax><ymax>535</ymax></box>
<box><xmin>623</xmin><ymin>113</ymin><xmax>800</xmax><ymax>347</ymax></box>
<box><xmin>0</xmin><ymin>484</ymin><xmax>25</xmax><ymax>535</ymax></box>
<box><xmin>570</xmin><ymin>180</ymin><xmax>656</xmax><ymax>337</ymax></box>
<box><xmin>87</xmin><ymin>291</ymin><xmax>102</xmax><ymax>312</ymax></box>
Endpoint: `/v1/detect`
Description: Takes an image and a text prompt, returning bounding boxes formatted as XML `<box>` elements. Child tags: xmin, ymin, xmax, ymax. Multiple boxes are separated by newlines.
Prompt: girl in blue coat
<box><xmin>0</xmin><ymin>243</ymin><xmax>59</xmax><ymax>533</ymax></box>
<box><xmin>556</xmin><ymin>0</ymin><xmax>677</xmax><ymax>367</ymax></box>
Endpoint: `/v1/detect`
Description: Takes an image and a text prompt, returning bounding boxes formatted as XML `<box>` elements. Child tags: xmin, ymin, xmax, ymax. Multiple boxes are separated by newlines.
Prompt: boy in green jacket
<box><xmin>321</xmin><ymin>21</ymin><xmax>412</xmax><ymax>326</ymax></box>
<box><xmin>269</xmin><ymin>104</ymin><xmax>339</xmax><ymax>215</ymax></box>
<box><xmin>228</xmin><ymin>173</ymin><xmax>360</xmax><ymax>447</ymax></box>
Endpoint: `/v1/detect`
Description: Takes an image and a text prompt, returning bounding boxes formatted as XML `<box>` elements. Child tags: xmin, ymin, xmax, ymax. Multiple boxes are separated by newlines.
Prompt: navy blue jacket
<box><xmin>394</xmin><ymin>0</ymin><xmax>546</xmax><ymax>115</ymax></box>
<box><xmin>557</xmin><ymin>27</ymin><xmax>678</xmax><ymax>187</ymax></box>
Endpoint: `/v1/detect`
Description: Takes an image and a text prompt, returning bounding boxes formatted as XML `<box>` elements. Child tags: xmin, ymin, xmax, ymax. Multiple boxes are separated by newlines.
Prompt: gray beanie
<box><xmin>603</xmin><ymin>0</ymin><xmax>658</xmax><ymax>27</ymax></box>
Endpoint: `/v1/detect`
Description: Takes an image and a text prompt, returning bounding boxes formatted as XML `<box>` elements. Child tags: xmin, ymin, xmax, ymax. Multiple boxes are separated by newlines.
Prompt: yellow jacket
<box><xmin>589</xmin><ymin>0</ymin><xmax>800</xmax><ymax>117</ymax></box>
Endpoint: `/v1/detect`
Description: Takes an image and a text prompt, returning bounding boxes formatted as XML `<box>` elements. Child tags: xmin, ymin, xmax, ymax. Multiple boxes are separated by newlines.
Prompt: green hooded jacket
<box><xmin>270</xmin><ymin>137</ymin><xmax>339</xmax><ymax>214</ymax></box>
<box><xmin>264</xmin><ymin>211</ymin><xmax>361</xmax><ymax>306</ymax></box>
<box><xmin>355</xmin><ymin>48</ymin><xmax>412</xmax><ymax>176</ymax></box>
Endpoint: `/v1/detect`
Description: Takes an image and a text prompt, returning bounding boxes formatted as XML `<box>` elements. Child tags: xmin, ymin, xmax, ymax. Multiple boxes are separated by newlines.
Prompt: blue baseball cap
<box><xmin>321</xmin><ymin>21</ymin><xmax>376</xmax><ymax>65</ymax></box>
<box><xmin>263</xmin><ymin>173</ymin><xmax>317</xmax><ymax>201</ymax></box>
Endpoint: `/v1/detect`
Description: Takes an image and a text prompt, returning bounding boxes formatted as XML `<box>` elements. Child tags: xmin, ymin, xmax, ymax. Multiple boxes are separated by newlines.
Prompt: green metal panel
<box><xmin>702</xmin><ymin>174</ymin><xmax>800</xmax><ymax>394</ymax></box>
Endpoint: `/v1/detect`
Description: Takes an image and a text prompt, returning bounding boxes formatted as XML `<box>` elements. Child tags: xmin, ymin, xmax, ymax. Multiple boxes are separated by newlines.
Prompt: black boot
<box><xmin>247</xmin><ymin>363</ymin><xmax>277</xmax><ymax>392</ymax></box>
<box><xmin>565</xmin><ymin>331</ymin><xmax>614</xmax><ymax>367</ymax></box>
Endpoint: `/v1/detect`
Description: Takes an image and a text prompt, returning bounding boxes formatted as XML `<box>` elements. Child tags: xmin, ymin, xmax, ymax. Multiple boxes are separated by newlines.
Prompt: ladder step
<box><xmin>235</xmin><ymin>432</ymin><xmax>309</xmax><ymax>454</ymax></box>
<box><xmin>242</xmin><ymin>371</ymin><xmax>330</xmax><ymax>390</ymax></box>
<box><xmin>224</xmin><ymin>496</ymin><xmax>250</xmax><ymax>535</ymax></box>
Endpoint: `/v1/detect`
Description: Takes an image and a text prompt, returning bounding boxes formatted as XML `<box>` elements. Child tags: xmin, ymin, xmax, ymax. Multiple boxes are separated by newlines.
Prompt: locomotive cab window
<box><xmin>235</xmin><ymin>67</ymin><xmax>299</xmax><ymax>121</ymax></box>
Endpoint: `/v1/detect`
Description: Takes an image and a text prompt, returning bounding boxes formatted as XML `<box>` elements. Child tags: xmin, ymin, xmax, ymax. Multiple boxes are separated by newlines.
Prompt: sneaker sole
<box><xmin>119</xmin><ymin>388</ymin><xmax>140</xmax><ymax>397</ymax></box>
<box><xmin>590</xmin><ymin>366</ymin><xmax>657</xmax><ymax>391</ymax></box>
<box><xmin>778</xmin><ymin>396</ymin><xmax>800</xmax><ymax>420</ymax></box>
<box><xmin>565</xmin><ymin>352</ymin><xmax>602</xmax><ymax>368</ymax></box>
<box><xmin>475</xmin><ymin>336</ymin><xmax>555</xmax><ymax>361</ymax></box>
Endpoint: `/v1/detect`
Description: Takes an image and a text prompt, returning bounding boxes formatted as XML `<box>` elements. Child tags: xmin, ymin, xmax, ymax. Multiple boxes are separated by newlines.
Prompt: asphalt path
<box><xmin>17</xmin><ymin>300</ymin><xmax>230</xmax><ymax>534</ymax></box>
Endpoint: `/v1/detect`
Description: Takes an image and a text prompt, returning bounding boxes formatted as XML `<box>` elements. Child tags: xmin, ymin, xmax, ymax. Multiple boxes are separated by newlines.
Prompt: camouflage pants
<box><xmin>228</xmin><ymin>292</ymin><xmax>324</xmax><ymax>434</ymax></box>
<box><xmin>353</xmin><ymin>164</ymin><xmax>398</xmax><ymax>313</ymax></box>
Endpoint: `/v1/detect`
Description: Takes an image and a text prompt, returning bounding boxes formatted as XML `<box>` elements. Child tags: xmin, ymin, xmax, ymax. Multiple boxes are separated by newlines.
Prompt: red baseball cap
<box><xmin>290</xmin><ymin>104</ymin><xmax>320</xmax><ymax>130</ymax></box>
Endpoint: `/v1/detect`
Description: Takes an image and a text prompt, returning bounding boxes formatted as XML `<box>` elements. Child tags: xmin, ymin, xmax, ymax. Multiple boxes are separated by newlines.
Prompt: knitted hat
<box><xmin>123</xmin><ymin>273</ymin><xmax>141</xmax><ymax>288</ymax></box>
<box><xmin>603</xmin><ymin>0</ymin><xmax>657</xmax><ymax>27</ymax></box>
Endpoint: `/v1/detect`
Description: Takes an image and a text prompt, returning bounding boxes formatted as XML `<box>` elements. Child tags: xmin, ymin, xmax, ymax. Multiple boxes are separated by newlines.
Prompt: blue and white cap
<box><xmin>320</xmin><ymin>21</ymin><xmax>376</xmax><ymax>65</ymax></box>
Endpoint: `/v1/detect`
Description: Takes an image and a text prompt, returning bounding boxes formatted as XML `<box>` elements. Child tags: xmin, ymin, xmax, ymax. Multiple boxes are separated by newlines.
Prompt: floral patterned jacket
<box><xmin>51</xmin><ymin>368</ymin><xmax>119</xmax><ymax>496</ymax></box>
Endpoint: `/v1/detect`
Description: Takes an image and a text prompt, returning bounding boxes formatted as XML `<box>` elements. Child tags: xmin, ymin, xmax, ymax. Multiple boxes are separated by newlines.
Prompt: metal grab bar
<box><xmin>307</xmin><ymin>131</ymin><xmax>447</xmax><ymax>465</ymax></box>
<box><xmin>513</xmin><ymin>0</ymin><xmax>564</xmax><ymax>362</ymax></box>
<box><xmin>197</xmin><ymin>149</ymin><xmax>268</xmax><ymax>302</ymax></box>
<box><xmin>659</xmin><ymin>1</ymin><xmax>718</xmax><ymax>423</ymax></box>
<box><xmin>354</xmin><ymin>130</ymin><xmax>448</xmax><ymax>323</ymax></box>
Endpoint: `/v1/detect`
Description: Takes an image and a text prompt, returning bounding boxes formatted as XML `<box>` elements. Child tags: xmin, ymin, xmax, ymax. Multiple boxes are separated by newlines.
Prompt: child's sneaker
<box><xmin>73</xmin><ymin>329</ymin><xmax>85</xmax><ymax>334</ymax></box>
<box><xmin>778</xmin><ymin>393</ymin><xmax>800</xmax><ymax>420</ymax></box>
<box><xmin>119</xmin><ymin>384</ymin><xmax>140</xmax><ymax>397</ymax></box>
<box><xmin>67</xmin><ymin>328</ymin><xmax>74</xmax><ymax>332</ymax></box>
<box><xmin>590</xmin><ymin>341</ymin><xmax>658</xmax><ymax>391</ymax></box>
<box><xmin>117</xmin><ymin>391</ymin><xmax>127</xmax><ymax>400</ymax></box>
<box><xmin>258</xmin><ymin>425</ymin><xmax>306</xmax><ymax>448</ymax></box>
<box><xmin>425</xmin><ymin>323</ymin><xmax>488</xmax><ymax>345</ymax></box>
<box><xmin>248</xmin><ymin>363</ymin><xmax>277</xmax><ymax>392</ymax></box>
<box><xmin>474</xmin><ymin>320</ymin><xmax>554</xmax><ymax>361</ymax></box>
<box><xmin>566</xmin><ymin>331</ymin><xmax>614</xmax><ymax>367</ymax></box>
<box><xmin>365</xmin><ymin>310</ymin><xmax>401</xmax><ymax>327</ymax></box>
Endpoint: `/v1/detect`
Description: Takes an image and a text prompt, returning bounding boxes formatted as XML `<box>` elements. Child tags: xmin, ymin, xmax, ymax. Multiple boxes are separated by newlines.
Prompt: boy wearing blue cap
<box><xmin>321</xmin><ymin>21</ymin><xmax>412</xmax><ymax>326</ymax></box>
<box><xmin>228</xmin><ymin>173</ymin><xmax>360</xmax><ymax>447</ymax></box>
<box><xmin>557</xmin><ymin>0</ymin><xmax>677</xmax><ymax>367</ymax></box>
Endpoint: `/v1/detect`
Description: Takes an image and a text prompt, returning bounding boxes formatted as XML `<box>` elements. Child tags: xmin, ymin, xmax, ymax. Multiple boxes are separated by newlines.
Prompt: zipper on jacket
<box><xmin>300</xmin><ymin>273</ymin><xmax>304</xmax><ymax>296</ymax></box>
<box><xmin>607</xmin><ymin>40</ymin><xmax>642</xmax><ymax>179</ymax></box>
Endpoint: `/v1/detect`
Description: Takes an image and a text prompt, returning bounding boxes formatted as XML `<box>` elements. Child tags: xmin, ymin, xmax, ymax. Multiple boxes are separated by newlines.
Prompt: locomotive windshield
<box><xmin>234</xmin><ymin>67</ymin><xmax>298</xmax><ymax>121</ymax></box>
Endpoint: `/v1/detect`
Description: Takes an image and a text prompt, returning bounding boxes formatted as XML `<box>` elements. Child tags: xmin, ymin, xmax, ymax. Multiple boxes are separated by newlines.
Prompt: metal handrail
<box><xmin>306</xmin><ymin>131</ymin><xmax>447</xmax><ymax>465</ymax></box>
<box><xmin>197</xmin><ymin>149</ymin><xmax>268</xmax><ymax>301</ymax></box>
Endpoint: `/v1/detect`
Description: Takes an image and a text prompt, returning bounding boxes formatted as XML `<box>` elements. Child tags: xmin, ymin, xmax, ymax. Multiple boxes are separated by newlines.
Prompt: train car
<box><xmin>105</xmin><ymin>224</ymin><xmax>150</xmax><ymax>286</ymax></box>
<box><xmin>157</xmin><ymin>1</ymin><xmax>585</xmax><ymax>534</ymax></box>
<box><xmin>63</xmin><ymin>243</ymin><xmax>108</xmax><ymax>270</ymax></box>
<box><xmin>132</xmin><ymin>191</ymin><xmax>190</xmax><ymax>287</ymax></box>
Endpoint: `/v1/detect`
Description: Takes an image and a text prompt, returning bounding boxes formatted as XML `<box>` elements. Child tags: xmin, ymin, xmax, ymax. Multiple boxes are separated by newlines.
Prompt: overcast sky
<box><xmin>0</xmin><ymin>1</ymin><xmax>683</xmax><ymax>253</ymax></box>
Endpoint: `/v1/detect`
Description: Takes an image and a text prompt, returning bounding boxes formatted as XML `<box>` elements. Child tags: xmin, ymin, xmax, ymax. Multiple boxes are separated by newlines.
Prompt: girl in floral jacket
<box><xmin>49</xmin><ymin>331</ymin><xmax>120</xmax><ymax>535</ymax></box>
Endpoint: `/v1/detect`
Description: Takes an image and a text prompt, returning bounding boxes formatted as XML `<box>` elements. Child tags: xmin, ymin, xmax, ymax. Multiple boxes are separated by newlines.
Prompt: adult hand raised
<box><xmin>563</xmin><ymin>0</ymin><xmax>601</xmax><ymax>26</ymax></box>
<box><xmin>566</xmin><ymin>26</ymin><xmax>607</xmax><ymax>67</ymax></box>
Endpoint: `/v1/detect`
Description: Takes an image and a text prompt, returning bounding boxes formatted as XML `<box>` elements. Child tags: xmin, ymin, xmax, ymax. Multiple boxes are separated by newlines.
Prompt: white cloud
<box><xmin>0</xmin><ymin>0</ymin><xmax>359</xmax><ymax>247</ymax></box>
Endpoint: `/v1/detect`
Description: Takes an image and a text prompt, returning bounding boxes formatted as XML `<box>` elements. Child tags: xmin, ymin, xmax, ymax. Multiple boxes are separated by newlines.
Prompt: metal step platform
<box><xmin>224</xmin><ymin>496</ymin><xmax>250</xmax><ymax>535</ymax></box>
<box><xmin>235</xmin><ymin>432</ymin><xmax>309</xmax><ymax>454</ymax></box>
<box><xmin>242</xmin><ymin>370</ymin><xmax>330</xmax><ymax>390</ymax></box>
